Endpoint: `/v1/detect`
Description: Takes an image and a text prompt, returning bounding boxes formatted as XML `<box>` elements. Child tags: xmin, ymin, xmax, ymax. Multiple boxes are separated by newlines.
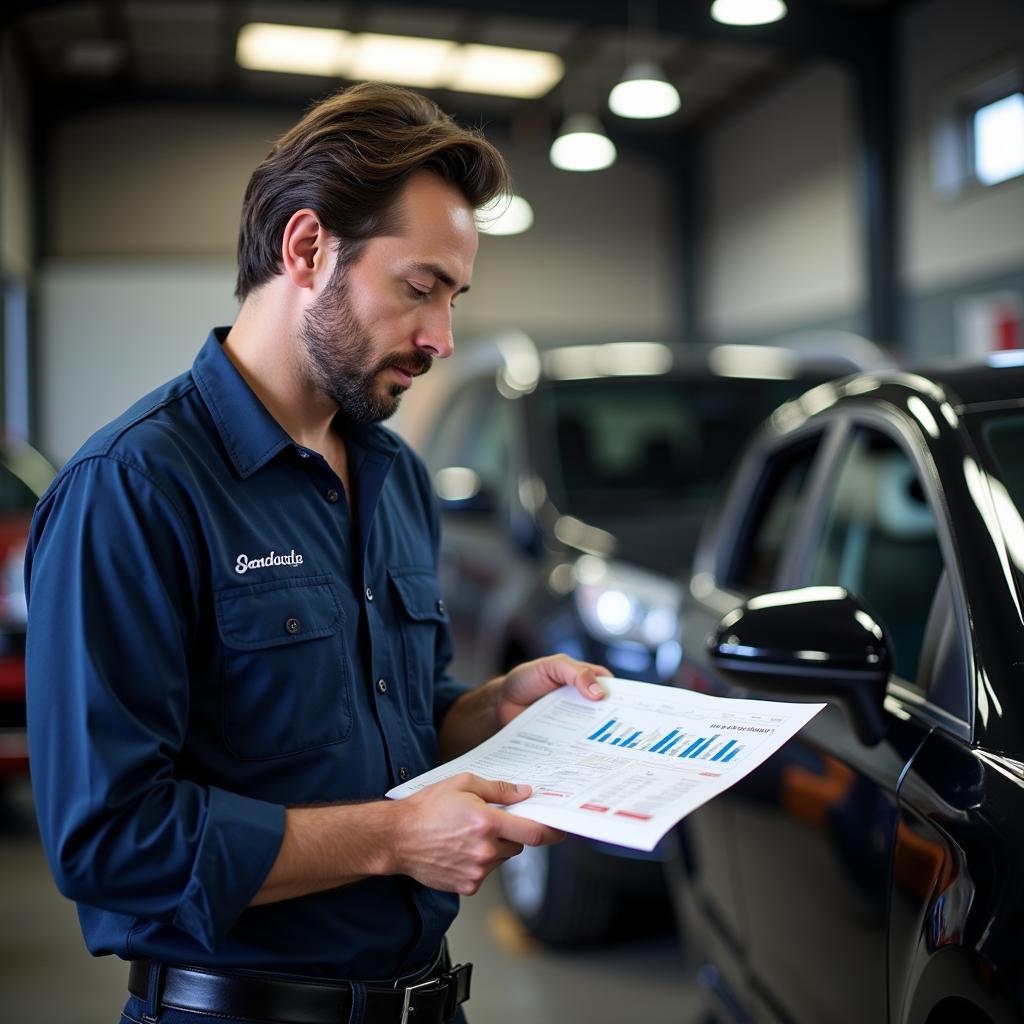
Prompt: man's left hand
<box><xmin>496</xmin><ymin>654</ymin><xmax>610</xmax><ymax>728</ymax></box>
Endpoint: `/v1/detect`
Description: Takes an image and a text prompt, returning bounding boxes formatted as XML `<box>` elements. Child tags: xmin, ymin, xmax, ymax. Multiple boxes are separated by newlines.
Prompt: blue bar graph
<box><xmin>650</xmin><ymin>729</ymin><xmax>679</xmax><ymax>754</ymax></box>
<box><xmin>679</xmin><ymin>738</ymin><xmax>705</xmax><ymax>758</ymax></box>
<box><xmin>622</xmin><ymin>731</ymin><xmax>642</xmax><ymax>747</ymax></box>
<box><xmin>710</xmin><ymin>739</ymin><xmax>736</xmax><ymax>762</ymax></box>
<box><xmin>588</xmin><ymin>720</ymin><xmax>616</xmax><ymax>742</ymax></box>
<box><xmin>722</xmin><ymin>747</ymin><xmax>740</xmax><ymax>763</ymax></box>
<box><xmin>692</xmin><ymin>736</ymin><xmax>719</xmax><ymax>758</ymax></box>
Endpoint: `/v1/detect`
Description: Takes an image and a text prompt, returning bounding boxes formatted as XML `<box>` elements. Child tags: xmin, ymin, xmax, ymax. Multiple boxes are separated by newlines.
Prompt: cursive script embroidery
<box><xmin>235</xmin><ymin>549</ymin><xmax>305</xmax><ymax>575</ymax></box>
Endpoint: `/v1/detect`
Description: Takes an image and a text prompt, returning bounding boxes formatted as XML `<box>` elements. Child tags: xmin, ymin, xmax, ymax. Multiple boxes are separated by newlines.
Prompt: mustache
<box><xmin>376</xmin><ymin>351</ymin><xmax>433</xmax><ymax>379</ymax></box>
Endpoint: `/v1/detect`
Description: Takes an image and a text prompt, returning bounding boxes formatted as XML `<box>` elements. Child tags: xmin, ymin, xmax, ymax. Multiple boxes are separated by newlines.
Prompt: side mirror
<box><xmin>433</xmin><ymin>467</ymin><xmax>496</xmax><ymax>515</ymax></box>
<box><xmin>708</xmin><ymin>587</ymin><xmax>891</xmax><ymax>745</ymax></box>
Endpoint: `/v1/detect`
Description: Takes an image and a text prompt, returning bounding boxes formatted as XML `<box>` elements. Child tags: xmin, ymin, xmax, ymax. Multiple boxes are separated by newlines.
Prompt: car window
<box><xmin>423</xmin><ymin>379</ymin><xmax>490</xmax><ymax>474</ymax></box>
<box><xmin>538</xmin><ymin>375</ymin><xmax>826</xmax><ymax>516</ymax></box>
<box><xmin>808</xmin><ymin>428</ymin><xmax>944</xmax><ymax>685</ymax></box>
<box><xmin>725</xmin><ymin>435</ymin><xmax>823</xmax><ymax>594</ymax></box>
<box><xmin>461</xmin><ymin>396</ymin><xmax>511</xmax><ymax>502</ymax></box>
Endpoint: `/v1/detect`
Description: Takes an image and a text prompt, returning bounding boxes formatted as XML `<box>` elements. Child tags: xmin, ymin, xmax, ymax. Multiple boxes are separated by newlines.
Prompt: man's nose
<box><xmin>414</xmin><ymin>306</ymin><xmax>455</xmax><ymax>360</ymax></box>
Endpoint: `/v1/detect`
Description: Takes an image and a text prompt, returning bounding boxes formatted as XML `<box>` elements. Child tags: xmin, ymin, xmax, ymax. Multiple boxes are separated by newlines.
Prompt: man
<box><xmin>25</xmin><ymin>83</ymin><xmax>607</xmax><ymax>1024</ymax></box>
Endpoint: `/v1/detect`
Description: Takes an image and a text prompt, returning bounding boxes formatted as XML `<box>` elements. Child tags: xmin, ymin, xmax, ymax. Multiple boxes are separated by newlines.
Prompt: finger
<box><xmin>494</xmin><ymin>810</ymin><xmax>566</xmax><ymax>847</ymax></box>
<box><xmin>453</xmin><ymin>774</ymin><xmax>532</xmax><ymax>805</ymax></box>
<box><xmin>494</xmin><ymin>839</ymin><xmax>525</xmax><ymax>861</ymax></box>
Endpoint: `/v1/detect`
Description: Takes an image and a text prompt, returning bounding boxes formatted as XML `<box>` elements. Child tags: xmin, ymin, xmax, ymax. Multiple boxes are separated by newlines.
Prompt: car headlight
<box><xmin>572</xmin><ymin>555</ymin><xmax>681</xmax><ymax>648</ymax></box>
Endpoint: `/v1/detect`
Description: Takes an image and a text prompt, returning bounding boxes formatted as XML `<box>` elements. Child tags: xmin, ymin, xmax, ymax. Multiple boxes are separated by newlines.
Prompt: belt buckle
<box><xmin>400</xmin><ymin>975</ymin><xmax>439</xmax><ymax>1024</ymax></box>
<box><xmin>400</xmin><ymin>962</ymin><xmax>471</xmax><ymax>1024</ymax></box>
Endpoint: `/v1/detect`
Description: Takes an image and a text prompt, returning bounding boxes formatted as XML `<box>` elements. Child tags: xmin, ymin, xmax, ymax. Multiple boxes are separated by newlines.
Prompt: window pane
<box><xmin>809</xmin><ymin>430</ymin><xmax>944</xmax><ymax>684</ymax></box>
<box><xmin>974</xmin><ymin>92</ymin><xmax>1024</xmax><ymax>186</ymax></box>
<box><xmin>726</xmin><ymin>437</ymin><xmax>821</xmax><ymax>594</ymax></box>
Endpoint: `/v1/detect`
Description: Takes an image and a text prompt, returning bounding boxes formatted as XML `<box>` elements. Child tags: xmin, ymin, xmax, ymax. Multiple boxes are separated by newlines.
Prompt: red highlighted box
<box><xmin>613</xmin><ymin>810</ymin><xmax>653</xmax><ymax>821</ymax></box>
<box><xmin>580</xmin><ymin>803</ymin><xmax>609</xmax><ymax>813</ymax></box>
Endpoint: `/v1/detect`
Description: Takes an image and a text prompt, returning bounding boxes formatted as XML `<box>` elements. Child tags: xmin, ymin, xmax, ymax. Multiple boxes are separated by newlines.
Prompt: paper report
<box><xmin>387</xmin><ymin>676</ymin><xmax>825</xmax><ymax>851</ymax></box>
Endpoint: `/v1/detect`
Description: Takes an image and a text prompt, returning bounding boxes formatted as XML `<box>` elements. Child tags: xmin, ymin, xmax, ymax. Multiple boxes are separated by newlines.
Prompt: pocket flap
<box><xmin>215</xmin><ymin>575</ymin><xmax>341</xmax><ymax>650</ymax></box>
<box><xmin>388</xmin><ymin>567</ymin><xmax>448</xmax><ymax>623</ymax></box>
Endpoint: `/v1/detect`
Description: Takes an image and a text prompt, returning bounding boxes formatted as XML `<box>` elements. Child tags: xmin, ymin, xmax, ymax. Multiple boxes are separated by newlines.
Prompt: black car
<box><xmin>668</xmin><ymin>354</ymin><xmax>1024</xmax><ymax>1023</ymax></box>
<box><xmin>419</xmin><ymin>336</ymin><xmax>873</xmax><ymax>944</ymax></box>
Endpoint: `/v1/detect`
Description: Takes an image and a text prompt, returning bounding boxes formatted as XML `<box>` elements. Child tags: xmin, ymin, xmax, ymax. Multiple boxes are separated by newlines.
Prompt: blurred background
<box><xmin>1</xmin><ymin>0</ymin><xmax>1022</xmax><ymax>1021</ymax></box>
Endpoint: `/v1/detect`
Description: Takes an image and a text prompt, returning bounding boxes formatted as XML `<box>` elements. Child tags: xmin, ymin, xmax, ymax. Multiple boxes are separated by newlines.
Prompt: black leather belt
<box><xmin>128</xmin><ymin>953</ymin><xmax>472</xmax><ymax>1024</ymax></box>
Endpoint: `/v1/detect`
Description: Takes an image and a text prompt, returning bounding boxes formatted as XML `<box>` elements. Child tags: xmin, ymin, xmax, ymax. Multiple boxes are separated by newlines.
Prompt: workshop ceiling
<box><xmin>6</xmin><ymin>0</ymin><xmax>909</xmax><ymax>138</ymax></box>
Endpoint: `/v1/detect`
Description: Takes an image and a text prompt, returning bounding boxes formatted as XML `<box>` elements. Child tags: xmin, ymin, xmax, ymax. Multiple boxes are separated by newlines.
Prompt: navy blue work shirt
<box><xmin>25</xmin><ymin>328</ymin><xmax>470</xmax><ymax>979</ymax></box>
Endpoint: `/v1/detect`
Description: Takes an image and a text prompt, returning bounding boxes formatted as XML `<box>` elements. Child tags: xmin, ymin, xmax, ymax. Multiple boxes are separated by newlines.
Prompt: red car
<box><xmin>0</xmin><ymin>439</ymin><xmax>55</xmax><ymax>777</ymax></box>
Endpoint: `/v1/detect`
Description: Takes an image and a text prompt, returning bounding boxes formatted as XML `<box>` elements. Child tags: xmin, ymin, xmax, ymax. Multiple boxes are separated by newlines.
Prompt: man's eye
<box><xmin>408</xmin><ymin>284</ymin><xmax>430</xmax><ymax>300</ymax></box>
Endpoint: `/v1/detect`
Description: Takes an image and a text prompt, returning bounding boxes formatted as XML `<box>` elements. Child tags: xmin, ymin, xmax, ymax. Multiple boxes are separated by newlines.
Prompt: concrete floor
<box><xmin>1</xmin><ymin>779</ymin><xmax>702</xmax><ymax>1023</ymax></box>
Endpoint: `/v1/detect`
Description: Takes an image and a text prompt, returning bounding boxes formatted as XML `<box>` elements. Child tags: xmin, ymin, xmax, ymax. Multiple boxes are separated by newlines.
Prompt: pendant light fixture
<box><xmin>609</xmin><ymin>59</ymin><xmax>681</xmax><ymax>119</ymax></box>
<box><xmin>608</xmin><ymin>1</ymin><xmax>680</xmax><ymax>120</ymax></box>
<box><xmin>549</xmin><ymin>113</ymin><xmax>617</xmax><ymax>172</ymax></box>
<box><xmin>710</xmin><ymin>0</ymin><xmax>788</xmax><ymax>27</ymax></box>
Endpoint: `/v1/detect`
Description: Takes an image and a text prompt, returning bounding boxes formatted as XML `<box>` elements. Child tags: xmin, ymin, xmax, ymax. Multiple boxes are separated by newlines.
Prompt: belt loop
<box><xmin>141</xmin><ymin>962</ymin><xmax>166</xmax><ymax>1023</ymax></box>
<box><xmin>346</xmin><ymin>979</ymin><xmax>366</xmax><ymax>1024</ymax></box>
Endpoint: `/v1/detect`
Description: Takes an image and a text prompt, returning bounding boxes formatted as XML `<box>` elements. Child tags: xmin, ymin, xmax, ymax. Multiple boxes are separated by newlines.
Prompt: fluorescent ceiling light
<box><xmin>609</xmin><ymin>61</ymin><xmax>681</xmax><ymax>119</ymax></box>
<box><xmin>235</xmin><ymin>23</ymin><xmax>563</xmax><ymax>99</ymax></box>
<box><xmin>237</xmin><ymin>23</ymin><xmax>352</xmax><ymax>76</ymax></box>
<box><xmin>348</xmin><ymin>33</ymin><xmax>456</xmax><ymax>88</ymax></box>
<box><xmin>710</xmin><ymin>0</ymin><xmax>788</xmax><ymax>26</ymax></box>
<box><xmin>477</xmin><ymin>194</ymin><xmax>534</xmax><ymax>236</ymax></box>
<box><xmin>549</xmin><ymin>114</ymin><xmax>617</xmax><ymax>172</ymax></box>
<box><xmin>448</xmin><ymin>45</ymin><xmax>564</xmax><ymax>99</ymax></box>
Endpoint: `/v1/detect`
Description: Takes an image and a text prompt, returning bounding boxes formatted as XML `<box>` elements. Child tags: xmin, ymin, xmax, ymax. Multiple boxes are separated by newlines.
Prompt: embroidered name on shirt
<box><xmin>235</xmin><ymin>549</ymin><xmax>305</xmax><ymax>575</ymax></box>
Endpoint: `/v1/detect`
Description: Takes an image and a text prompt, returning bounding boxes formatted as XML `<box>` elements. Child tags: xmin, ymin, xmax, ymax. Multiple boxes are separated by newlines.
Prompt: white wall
<box><xmin>40</xmin><ymin>103</ymin><xmax>677</xmax><ymax>463</ymax></box>
<box><xmin>701</xmin><ymin>62</ymin><xmax>862</xmax><ymax>341</ymax></box>
<box><xmin>900</xmin><ymin>0</ymin><xmax>1024</xmax><ymax>291</ymax></box>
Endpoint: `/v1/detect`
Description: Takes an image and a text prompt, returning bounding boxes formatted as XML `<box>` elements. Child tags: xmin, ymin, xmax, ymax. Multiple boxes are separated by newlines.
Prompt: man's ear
<box><xmin>280</xmin><ymin>209</ymin><xmax>328</xmax><ymax>290</ymax></box>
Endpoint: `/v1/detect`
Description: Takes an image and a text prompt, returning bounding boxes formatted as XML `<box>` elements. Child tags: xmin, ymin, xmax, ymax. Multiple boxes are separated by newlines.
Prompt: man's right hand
<box><xmin>390</xmin><ymin>772</ymin><xmax>564</xmax><ymax>895</ymax></box>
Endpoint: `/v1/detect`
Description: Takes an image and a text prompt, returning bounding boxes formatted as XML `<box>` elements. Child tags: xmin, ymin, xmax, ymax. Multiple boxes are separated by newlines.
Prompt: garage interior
<box><xmin>2</xmin><ymin>0</ymin><xmax>1023</xmax><ymax>1022</ymax></box>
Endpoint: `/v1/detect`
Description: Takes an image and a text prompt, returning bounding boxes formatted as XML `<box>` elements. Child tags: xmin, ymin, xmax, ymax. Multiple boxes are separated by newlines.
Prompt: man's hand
<box><xmin>496</xmin><ymin>654</ymin><xmax>610</xmax><ymax>728</ymax></box>
<box><xmin>391</xmin><ymin>772</ymin><xmax>565</xmax><ymax>895</ymax></box>
<box><xmin>437</xmin><ymin>654</ymin><xmax>611</xmax><ymax>761</ymax></box>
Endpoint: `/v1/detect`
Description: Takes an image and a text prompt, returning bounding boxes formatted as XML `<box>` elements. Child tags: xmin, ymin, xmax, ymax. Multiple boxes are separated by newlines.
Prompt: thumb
<box><xmin>459</xmin><ymin>774</ymin><xmax>532</xmax><ymax>805</ymax></box>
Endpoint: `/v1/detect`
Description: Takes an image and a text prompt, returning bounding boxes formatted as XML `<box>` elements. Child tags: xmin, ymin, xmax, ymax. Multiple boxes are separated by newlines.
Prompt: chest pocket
<box><xmin>389</xmin><ymin>567</ymin><xmax>448</xmax><ymax>726</ymax></box>
<box><xmin>215</xmin><ymin>575</ymin><xmax>352</xmax><ymax>759</ymax></box>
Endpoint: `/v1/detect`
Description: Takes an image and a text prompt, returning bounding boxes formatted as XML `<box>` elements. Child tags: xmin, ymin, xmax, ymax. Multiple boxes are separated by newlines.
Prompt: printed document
<box><xmin>387</xmin><ymin>676</ymin><xmax>825</xmax><ymax>851</ymax></box>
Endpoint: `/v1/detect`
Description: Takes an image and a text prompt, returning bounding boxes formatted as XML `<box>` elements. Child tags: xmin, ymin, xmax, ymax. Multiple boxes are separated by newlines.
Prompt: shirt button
<box><xmin>326</xmin><ymin>489</ymin><xmax>340</xmax><ymax>503</ymax></box>
<box><xmin>285</xmin><ymin>617</ymin><xmax>301</xmax><ymax>635</ymax></box>
<box><xmin>376</xmin><ymin>678</ymin><xmax>388</xmax><ymax>695</ymax></box>
<box><xmin>365</xmin><ymin>586</ymin><xmax>374</xmax><ymax>602</ymax></box>
<box><xmin>297</xmin><ymin>450</ymin><xmax>310</xmax><ymax>459</ymax></box>
<box><xmin>398</xmin><ymin>767</ymin><xmax>409</xmax><ymax>782</ymax></box>
<box><xmin>436</xmin><ymin>599</ymin><xmax>446</xmax><ymax>615</ymax></box>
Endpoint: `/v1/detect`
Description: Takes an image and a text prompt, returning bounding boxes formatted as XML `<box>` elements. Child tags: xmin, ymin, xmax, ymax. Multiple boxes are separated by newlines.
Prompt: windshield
<box><xmin>979</xmin><ymin>411</ymin><xmax>1024</xmax><ymax>519</ymax></box>
<box><xmin>539</xmin><ymin>374</ymin><xmax>827</xmax><ymax>516</ymax></box>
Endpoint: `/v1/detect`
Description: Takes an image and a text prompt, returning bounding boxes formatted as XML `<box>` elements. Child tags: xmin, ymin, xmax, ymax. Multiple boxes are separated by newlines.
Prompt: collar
<box><xmin>192</xmin><ymin>328</ymin><xmax>403</xmax><ymax>479</ymax></box>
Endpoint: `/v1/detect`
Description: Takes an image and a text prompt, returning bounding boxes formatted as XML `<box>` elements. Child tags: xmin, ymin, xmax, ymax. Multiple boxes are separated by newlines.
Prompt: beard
<box><xmin>298</xmin><ymin>269</ymin><xmax>432</xmax><ymax>424</ymax></box>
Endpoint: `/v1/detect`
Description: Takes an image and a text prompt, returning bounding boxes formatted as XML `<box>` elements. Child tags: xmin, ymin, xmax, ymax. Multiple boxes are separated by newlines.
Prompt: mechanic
<box><xmin>24</xmin><ymin>82</ymin><xmax>608</xmax><ymax>1024</ymax></box>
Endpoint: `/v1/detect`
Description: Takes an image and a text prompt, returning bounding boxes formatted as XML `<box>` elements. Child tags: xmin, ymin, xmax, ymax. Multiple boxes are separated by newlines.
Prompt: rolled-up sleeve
<box><xmin>25</xmin><ymin>455</ymin><xmax>285</xmax><ymax>952</ymax></box>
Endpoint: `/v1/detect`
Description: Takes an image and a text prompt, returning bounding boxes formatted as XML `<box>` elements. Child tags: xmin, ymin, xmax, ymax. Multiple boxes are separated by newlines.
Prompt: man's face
<box><xmin>299</xmin><ymin>170</ymin><xmax>478</xmax><ymax>423</ymax></box>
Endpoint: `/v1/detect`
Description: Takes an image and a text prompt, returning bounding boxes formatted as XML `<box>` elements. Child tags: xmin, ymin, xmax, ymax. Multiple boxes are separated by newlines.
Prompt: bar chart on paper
<box><xmin>586</xmin><ymin>718</ymin><xmax>744</xmax><ymax>764</ymax></box>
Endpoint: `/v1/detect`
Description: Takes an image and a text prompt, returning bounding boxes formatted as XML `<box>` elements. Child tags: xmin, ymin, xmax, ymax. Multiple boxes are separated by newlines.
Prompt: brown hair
<box><xmin>235</xmin><ymin>82</ymin><xmax>510</xmax><ymax>300</ymax></box>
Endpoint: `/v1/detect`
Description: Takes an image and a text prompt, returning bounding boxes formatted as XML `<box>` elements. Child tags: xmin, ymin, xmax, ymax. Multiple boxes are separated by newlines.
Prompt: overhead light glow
<box><xmin>609</xmin><ymin>61</ymin><xmax>681</xmax><ymax>119</ymax></box>
<box><xmin>348</xmin><ymin>33</ymin><xmax>456</xmax><ymax>88</ymax></box>
<box><xmin>710</xmin><ymin>0</ymin><xmax>788</xmax><ymax>26</ymax></box>
<box><xmin>448</xmin><ymin>44</ymin><xmax>564</xmax><ymax>99</ymax></box>
<box><xmin>236</xmin><ymin>23</ymin><xmax>563</xmax><ymax>99</ymax></box>
<box><xmin>476</xmin><ymin>194</ymin><xmax>535</xmax><ymax>236</ymax></box>
<box><xmin>549</xmin><ymin>114</ymin><xmax>617</xmax><ymax>172</ymax></box>
<box><xmin>236</xmin><ymin>23</ymin><xmax>352</xmax><ymax>76</ymax></box>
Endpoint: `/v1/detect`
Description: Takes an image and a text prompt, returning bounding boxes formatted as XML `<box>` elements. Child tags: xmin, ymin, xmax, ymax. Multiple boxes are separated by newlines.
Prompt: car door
<box><xmin>720</xmin><ymin>417</ymin><xmax>950</xmax><ymax>1024</ymax></box>
<box><xmin>673</xmin><ymin>427</ymin><xmax>830</xmax><ymax>1009</ymax></box>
